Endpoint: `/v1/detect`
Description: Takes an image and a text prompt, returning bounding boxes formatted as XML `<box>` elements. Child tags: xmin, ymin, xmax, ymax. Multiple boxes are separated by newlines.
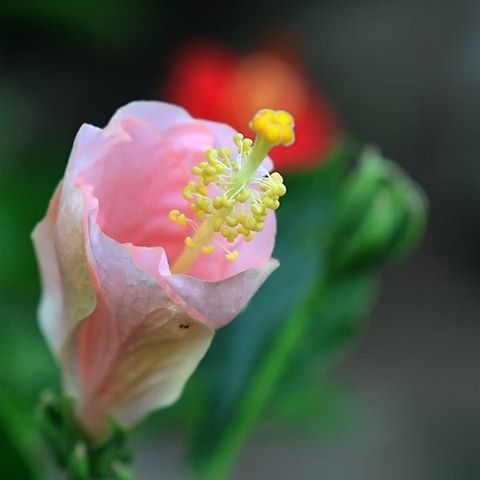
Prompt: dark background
<box><xmin>1</xmin><ymin>0</ymin><xmax>479</xmax><ymax>478</ymax></box>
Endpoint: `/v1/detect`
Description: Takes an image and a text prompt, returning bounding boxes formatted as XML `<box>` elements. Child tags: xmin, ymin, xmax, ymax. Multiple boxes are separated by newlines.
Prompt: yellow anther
<box><xmin>185</xmin><ymin>236</ymin><xmax>196</xmax><ymax>248</ymax></box>
<box><xmin>169</xmin><ymin>209</ymin><xmax>181</xmax><ymax>223</ymax></box>
<box><xmin>275</xmin><ymin>184</ymin><xmax>287</xmax><ymax>196</ymax></box>
<box><xmin>203</xmin><ymin>176</ymin><xmax>217</xmax><ymax>185</ymax></box>
<box><xmin>177</xmin><ymin>213</ymin><xmax>187</xmax><ymax>227</ymax></box>
<box><xmin>271</xmin><ymin>172</ymin><xmax>283</xmax><ymax>182</ymax></box>
<box><xmin>233</xmin><ymin>133</ymin><xmax>244</xmax><ymax>148</ymax></box>
<box><xmin>237</xmin><ymin>189</ymin><xmax>250</xmax><ymax>203</ymax></box>
<box><xmin>237</xmin><ymin>212</ymin><xmax>247</xmax><ymax>225</ymax></box>
<box><xmin>245</xmin><ymin>217</ymin><xmax>256</xmax><ymax>230</ymax></box>
<box><xmin>244</xmin><ymin>231</ymin><xmax>254</xmax><ymax>241</ymax></box>
<box><xmin>205</xmin><ymin>165</ymin><xmax>217</xmax><ymax>176</ymax></box>
<box><xmin>192</xmin><ymin>166</ymin><xmax>202</xmax><ymax>175</ymax></box>
<box><xmin>219</xmin><ymin>147</ymin><xmax>231</xmax><ymax>159</ymax></box>
<box><xmin>263</xmin><ymin>197</ymin><xmax>275</xmax><ymax>209</ymax></box>
<box><xmin>251</xmin><ymin>204</ymin><xmax>265</xmax><ymax>215</ymax></box>
<box><xmin>213</xmin><ymin>196</ymin><xmax>223</xmax><ymax>209</ymax></box>
<box><xmin>197</xmin><ymin>197</ymin><xmax>211</xmax><ymax>210</ymax></box>
<box><xmin>214</xmin><ymin>163</ymin><xmax>225</xmax><ymax>173</ymax></box>
<box><xmin>202</xmin><ymin>245</ymin><xmax>216</xmax><ymax>255</ymax></box>
<box><xmin>242</xmin><ymin>138</ymin><xmax>253</xmax><ymax>151</ymax></box>
<box><xmin>225</xmin><ymin>216</ymin><xmax>239</xmax><ymax>227</ymax></box>
<box><xmin>221</xmin><ymin>226</ymin><xmax>237</xmax><ymax>242</ymax></box>
<box><xmin>205</xmin><ymin>148</ymin><xmax>218</xmax><ymax>163</ymax></box>
<box><xmin>252</xmin><ymin>222</ymin><xmax>264</xmax><ymax>232</ymax></box>
<box><xmin>225</xmin><ymin>250</ymin><xmax>239</xmax><ymax>262</ymax></box>
<box><xmin>221</xmin><ymin>195</ymin><xmax>234</xmax><ymax>209</ymax></box>
<box><xmin>195</xmin><ymin>185</ymin><xmax>208</xmax><ymax>196</ymax></box>
<box><xmin>183</xmin><ymin>186</ymin><xmax>194</xmax><ymax>201</ymax></box>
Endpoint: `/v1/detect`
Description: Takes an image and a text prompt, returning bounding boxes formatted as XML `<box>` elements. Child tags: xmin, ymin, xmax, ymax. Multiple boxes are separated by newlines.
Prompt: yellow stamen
<box><xmin>202</xmin><ymin>245</ymin><xmax>216</xmax><ymax>255</ymax></box>
<box><xmin>169</xmin><ymin>108</ymin><xmax>294</xmax><ymax>274</ymax></box>
<box><xmin>185</xmin><ymin>236</ymin><xmax>196</xmax><ymax>248</ymax></box>
<box><xmin>225</xmin><ymin>250</ymin><xmax>239</xmax><ymax>262</ymax></box>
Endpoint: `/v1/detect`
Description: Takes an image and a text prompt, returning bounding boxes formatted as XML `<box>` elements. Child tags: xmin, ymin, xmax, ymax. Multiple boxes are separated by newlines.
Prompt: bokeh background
<box><xmin>1</xmin><ymin>0</ymin><xmax>479</xmax><ymax>479</ymax></box>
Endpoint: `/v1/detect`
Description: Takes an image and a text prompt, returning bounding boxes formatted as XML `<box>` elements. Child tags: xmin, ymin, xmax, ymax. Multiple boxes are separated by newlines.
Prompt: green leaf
<box><xmin>0</xmin><ymin>389</ymin><xmax>42</xmax><ymax>479</ymax></box>
<box><xmin>265</xmin><ymin>378</ymin><xmax>355</xmax><ymax>437</ymax></box>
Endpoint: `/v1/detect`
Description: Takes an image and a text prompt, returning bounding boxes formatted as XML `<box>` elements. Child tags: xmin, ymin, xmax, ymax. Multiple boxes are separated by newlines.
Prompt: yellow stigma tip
<box><xmin>274</xmin><ymin>110</ymin><xmax>293</xmax><ymax>126</ymax></box>
<box><xmin>264</xmin><ymin>125</ymin><xmax>282</xmax><ymax>144</ymax></box>
<box><xmin>249</xmin><ymin>108</ymin><xmax>295</xmax><ymax>146</ymax></box>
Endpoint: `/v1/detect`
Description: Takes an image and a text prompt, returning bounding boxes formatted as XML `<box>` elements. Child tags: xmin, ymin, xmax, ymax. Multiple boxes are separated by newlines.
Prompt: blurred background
<box><xmin>1</xmin><ymin>0</ymin><xmax>479</xmax><ymax>479</ymax></box>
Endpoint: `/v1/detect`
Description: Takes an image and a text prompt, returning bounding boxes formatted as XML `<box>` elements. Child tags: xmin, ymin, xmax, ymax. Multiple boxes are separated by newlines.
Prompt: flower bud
<box><xmin>331</xmin><ymin>147</ymin><xmax>427</xmax><ymax>272</ymax></box>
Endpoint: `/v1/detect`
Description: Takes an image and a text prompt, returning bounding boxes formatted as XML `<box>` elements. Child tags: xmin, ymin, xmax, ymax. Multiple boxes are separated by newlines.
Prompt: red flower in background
<box><xmin>164</xmin><ymin>42</ymin><xmax>340</xmax><ymax>172</ymax></box>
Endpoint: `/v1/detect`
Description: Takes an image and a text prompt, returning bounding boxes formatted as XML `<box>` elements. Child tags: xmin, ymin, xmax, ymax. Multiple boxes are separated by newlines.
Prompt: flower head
<box><xmin>32</xmin><ymin>101</ymin><xmax>293</xmax><ymax>438</ymax></box>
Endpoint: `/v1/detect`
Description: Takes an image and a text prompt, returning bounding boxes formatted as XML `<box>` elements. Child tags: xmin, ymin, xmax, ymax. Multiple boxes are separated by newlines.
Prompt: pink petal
<box><xmin>69</xmin><ymin>190</ymin><xmax>213</xmax><ymax>436</ymax></box>
<box><xmin>107</xmin><ymin>100</ymin><xmax>192</xmax><ymax>135</ymax></box>
<box><xmin>32</xmin><ymin>183</ymin><xmax>66</xmax><ymax>355</ymax></box>
<box><xmin>162</xmin><ymin>258</ymin><xmax>279</xmax><ymax>330</ymax></box>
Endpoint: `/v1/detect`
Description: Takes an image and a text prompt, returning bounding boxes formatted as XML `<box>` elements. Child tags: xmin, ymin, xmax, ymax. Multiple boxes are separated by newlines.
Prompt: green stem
<box><xmin>199</xmin><ymin>277</ymin><xmax>328</xmax><ymax>480</ymax></box>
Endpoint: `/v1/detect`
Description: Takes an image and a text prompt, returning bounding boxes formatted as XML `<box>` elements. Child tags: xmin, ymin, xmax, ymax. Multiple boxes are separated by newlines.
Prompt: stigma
<box><xmin>169</xmin><ymin>109</ymin><xmax>294</xmax><ymax>268</ymax></box>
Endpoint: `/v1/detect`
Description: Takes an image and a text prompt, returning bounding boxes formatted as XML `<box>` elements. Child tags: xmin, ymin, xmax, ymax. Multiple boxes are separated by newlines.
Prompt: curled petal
<box><xmin>69</xmin><ymin>191</ymin><xmax>213</xmax><ymax>436</ymax></box>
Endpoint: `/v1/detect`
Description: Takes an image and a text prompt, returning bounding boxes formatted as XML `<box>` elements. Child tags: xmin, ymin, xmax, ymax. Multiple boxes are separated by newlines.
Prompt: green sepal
<box><xmin>36</xmin><ymin>391</ymin><xmax>134</xmax><ymax>479</ymax></box>
<box><xmin>67</xmin><ymin>443</ymin><xmax>90</xmax><ymax>480</ymax></box>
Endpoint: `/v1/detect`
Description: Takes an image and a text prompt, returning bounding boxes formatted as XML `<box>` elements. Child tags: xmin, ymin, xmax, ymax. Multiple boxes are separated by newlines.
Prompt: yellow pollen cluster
<box><xmin>169</xmin><ymin>108</ymin><xmax>294</xmax><ymax>270</ymax></box>
<box><xmin>249</xmin><ymin>109</ymin><xmax>295</xmax><ymax>146</ymax></box>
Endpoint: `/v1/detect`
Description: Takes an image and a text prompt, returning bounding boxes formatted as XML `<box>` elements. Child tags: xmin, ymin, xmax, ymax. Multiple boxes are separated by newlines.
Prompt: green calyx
<box><xmin>36</xmin><ymin>391</ymin><xmax>133</xmax><ymax>480</ymax></box>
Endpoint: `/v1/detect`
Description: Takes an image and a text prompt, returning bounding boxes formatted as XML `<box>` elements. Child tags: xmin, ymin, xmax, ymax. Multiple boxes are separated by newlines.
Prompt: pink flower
<box><xmin>32</xmin><ymin>101</ymin><xmax>293</xmax><ymax>438</ymax></box>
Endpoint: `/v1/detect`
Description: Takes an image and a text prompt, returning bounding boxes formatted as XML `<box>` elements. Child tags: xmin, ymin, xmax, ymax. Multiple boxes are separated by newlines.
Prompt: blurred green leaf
<box><xmin>0</xmin><ymin>389</ymin><xmax>42</xmax><ymax>479</ymax></box>
<box><xmin>0</xmin><ymin>300</ymin><xmax>57</xmax><ymax>404</ymax></box>
<box><xmin>265</xmin><ymin>377</ymin><xmax>355</xmax><ymax>437</ymax></box>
